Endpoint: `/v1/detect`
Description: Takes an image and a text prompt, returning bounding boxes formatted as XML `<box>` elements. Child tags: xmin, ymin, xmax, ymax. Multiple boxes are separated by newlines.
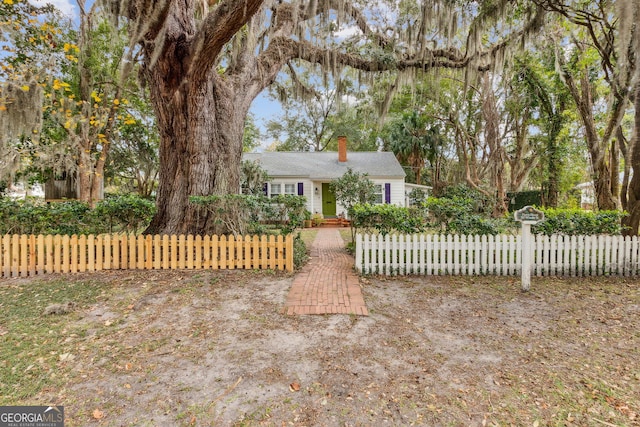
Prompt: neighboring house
<box><xmin>44</xmin><ymin>171</ymin><xmax>104</xmax><ymax>202</ymax></box>
<box><xmin>575</xmin><ymin>181</ymin><xmax>595</xmax><ymax>210</ymax></box>
<box><xmin>243</xmin><ymin>137</ymin><xmax>407</xmax><ymax>217</ymax></box>
<box><xmin>4</xmin><ymin>182</ymin><xmax>45</xmax><ymax>199</ymax></box>
<box><xmin>405</xmin><ymin>182</ymin><xmax>432</xmax><ymax>207</ymax></box>
<box><xmin>45</xmin><ymin>171</ymin><xmax>78</xmax><ymax>201</ymax></box>
<box><xmin>575</xmin><ymin>172</ymin><xmax>628</xmax><ymax>210</ymax></box>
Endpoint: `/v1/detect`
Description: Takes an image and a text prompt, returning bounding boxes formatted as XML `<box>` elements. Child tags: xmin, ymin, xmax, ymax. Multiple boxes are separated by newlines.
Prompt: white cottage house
<box><xmin>243</xmin><ymin>137</ymin><xmax>408</xmax><ymax>218</ymax></box>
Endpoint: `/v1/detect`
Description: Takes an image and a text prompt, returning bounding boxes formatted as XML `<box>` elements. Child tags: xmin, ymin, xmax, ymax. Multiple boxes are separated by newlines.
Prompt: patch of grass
<box><xmin>232</xmin><ymin>405</ymin><xmax>273</xmax><ymax>426</ymax></box>
<box><xmin>298</xmin><ymin>229</ymin><xmax>317</xmax><ymax>248</ymax></box>
<box><xmin>0</xmin><ymin>278</ymin><xmax>110</xmax><ymax>404</ymax></box>
<box><xmin>338</xmin><ymin>229</ymin><xmax>352</xmax><ymax>245</ymax></box>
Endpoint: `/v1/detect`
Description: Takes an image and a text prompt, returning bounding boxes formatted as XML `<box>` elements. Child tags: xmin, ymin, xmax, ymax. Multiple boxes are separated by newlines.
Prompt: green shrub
<box><xmin>0</xmin><ymin>198</ymin><xmax>90</xmax><ymax>235</ymax></box>
<box><xmin>91</xmin><ymin>194</ymin><xmax>156</xmax><ymax>234</ymax></box>
<box><xmin>0</xmin><ymin>195</ymin><xmax>155</xmax><ymax>236</ymax></box>
<box><xmin>408</xmin><ymin>187</ymin><xmax>429</xmax><ymax>206</ymax></box>
<box><xmin>506</xmin><ymin>190</ymin><xmax>542</xmax><ymax>212</ymax></box>
<box><xmin>446</xmin><ymin>214</ymin><xmax>512</xmax><ymax>235</ymax></box>
<box><xmin>422</xmin><ymin>195</ymin><xmax>510</xmax><ymax>235</ymax></box>
<box><xmin>190</xmin><ymin>194</ymin><xmax>307</xmax><ymax>236</ymax></box>
<box><xmin>190</xmin><ymin>194</ymin><xmax>262</xmax><ymax>236</ymax></box>
<box><xmin>0</xmin><ymin>197</ymin><xmax>26</xmax><ymax>234</ymax></box>
<box><xmin>440</xmin><ymin>184</ymin><xmax>493</xmax><ymax>216</ymax></box>
<box><xmin>293</xmin><ymin>233</ymin><xmax>308</xmax><ymax>269</ymax></box>
<box><xmin>45</xmin><ymin>200</ymin><xmax>91</xmax><ymax>235</ymax></box>
<box><xmin>532</xmin><ymin>208</ymin><xmax>625</xmax><ymax>235</ymax></box>
<box><xmin>262</xmin><ymin>195</ymin><xmax>307</xmax><ymax>236</ymax></box>
<box><xmin>350</xmin><ymin>203</ymin><xmax>424</xmax><ymax>236</ymax></box>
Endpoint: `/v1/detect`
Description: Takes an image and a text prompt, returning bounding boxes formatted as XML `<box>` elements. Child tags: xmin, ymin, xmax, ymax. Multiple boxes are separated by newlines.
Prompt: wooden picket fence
<box><xmin>0</xmin><ymin>233</ymin><xmax>294</xmax><ymax>278</ymax></box>
<box><xmin>356</xmin><ymin>233</ymin><xmax>640</xmax><ymax>276</ymax></box>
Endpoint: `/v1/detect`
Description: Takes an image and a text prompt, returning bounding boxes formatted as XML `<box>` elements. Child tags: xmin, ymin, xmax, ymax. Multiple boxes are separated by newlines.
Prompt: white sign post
<box><xmin>514</xmin><ymin>206</ymin><xmax>544</xmax><ymax>291</ymax></box>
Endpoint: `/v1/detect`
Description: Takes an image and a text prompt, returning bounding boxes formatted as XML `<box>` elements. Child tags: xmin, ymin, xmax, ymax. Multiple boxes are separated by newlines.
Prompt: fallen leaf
<box><xmin>289</xmin><ymin>381</ymin><xmax>301</xmax><ymax>392</ymax></box>
<box><xmin>92</xmin><ymin>409</ymin><xmax>104</xmax><ymax>420</ymax></box>
<box><xmin>124</xmin><ymin>383</ymin><xmax>131</xmax><ymax>389</ymax></box>
<box><xmin>59</xmin><ymin>353</ymin><xmax>75</xmax><ymax>362</ymax></box>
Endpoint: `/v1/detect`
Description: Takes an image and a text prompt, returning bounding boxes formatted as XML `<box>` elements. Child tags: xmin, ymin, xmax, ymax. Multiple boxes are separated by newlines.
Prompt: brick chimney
<box><xmin>338</xmin><ymin>136</ymin><xmax>347</xmax><ymax>162</ymax></box>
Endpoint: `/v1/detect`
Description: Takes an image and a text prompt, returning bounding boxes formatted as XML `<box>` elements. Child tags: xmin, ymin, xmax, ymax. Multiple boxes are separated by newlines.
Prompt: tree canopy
<box><xmin>1</xmin><ymin>0</ymin><xmax>639</xmax><ymax>235</ymax></box>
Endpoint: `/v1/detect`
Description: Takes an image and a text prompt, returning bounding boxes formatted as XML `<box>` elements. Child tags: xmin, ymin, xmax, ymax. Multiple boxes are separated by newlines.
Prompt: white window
<box><xmin>270</xmin><ymin>183</ymin><xmax>281</xmax><ymax>198</ymax></box>
<box><xmin>284</xmin><ymin>183</ymin><xmax>296</xmax><ymax>195</ymax></box>
<box><xmin>373</xmin><ymin>184</ymin><xmax>383</xmax><ymax>204</ymax></box>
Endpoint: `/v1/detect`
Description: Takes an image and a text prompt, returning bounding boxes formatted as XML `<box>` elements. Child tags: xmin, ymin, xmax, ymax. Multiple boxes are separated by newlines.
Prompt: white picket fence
<box><xmin>355</xmin><ymin>233</ymin><xmax>640</xmax><ymax>276</ymax></box>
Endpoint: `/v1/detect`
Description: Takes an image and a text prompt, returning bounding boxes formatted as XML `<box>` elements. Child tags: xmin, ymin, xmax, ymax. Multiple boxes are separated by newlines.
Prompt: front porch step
<box><xmin>320</xmin><ymin>218</ymin><xmax>350</xmax><ymax>228</ymax></box>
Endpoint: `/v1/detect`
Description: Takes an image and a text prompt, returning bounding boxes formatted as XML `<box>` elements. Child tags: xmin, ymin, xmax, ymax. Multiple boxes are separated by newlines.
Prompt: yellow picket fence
<box><xmin>0</xmin><ymin>233</ymin><xmax>294</xmax><ymax>278</ymax></box>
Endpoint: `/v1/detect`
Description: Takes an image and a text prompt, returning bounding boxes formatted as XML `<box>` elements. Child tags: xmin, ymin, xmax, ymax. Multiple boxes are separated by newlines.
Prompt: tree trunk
<box><xmin>124</xmin><ymin>0</ymin><xmax>269</xmax><ymax>236</ymax></box>
<box><xmin>481</xmin><ymin>74</ymin><xmax>508</xmax><ymax>217</ymax></box>
<box><xmin>144</xmin><ymin>66</ymin><xmax>246</xmax><ymax>235</ymax></box>
<box><xmin>77</xmin><ymin>140</ymin><xmax>107</xmax><ymax>206</ymax></box>
<box><xmin>619</xmin><ymin>126</ymin><xmax>631</xmax><ymax>211</ymax></box>
<box><xmin>544</xmin><ymin>114</ymin><xmax>563</xmax><ymax>208</ymax></box>
<box><xmin>558</xmin><ymin>54</ymin><xmax>618</xmax><ymax>211</ymax></box>
<box><xmin>609</xmin><ymin>139</ymin><xmax>619</xmax><ymax>200</ymax></box>
<box><xmin>622</xmin><ymin>83</ymin><xmax>640</xmax><ymax>235</ymax></box>
<box><xmin>77</xmin><ymin>159</ymin><xmax>101</xmax><ymax>206</ymax></box>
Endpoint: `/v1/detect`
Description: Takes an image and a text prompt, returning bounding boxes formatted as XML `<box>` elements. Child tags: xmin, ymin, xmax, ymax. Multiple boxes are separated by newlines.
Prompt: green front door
<box><xmin>322</xmin><ymin>183</ymin><xmax>336</xmax><ymax>217</ymax></box>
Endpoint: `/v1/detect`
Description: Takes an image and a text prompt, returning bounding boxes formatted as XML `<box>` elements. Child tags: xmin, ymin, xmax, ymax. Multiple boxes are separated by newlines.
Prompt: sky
<box><xmin>250</xmin><ymin>93</ymin><xmax>283</xmax><ymax>148</ymax></box>
<box><xmin>31</xmin><ymin>0</ymin><xmax>76</xmax><ymax>18</ymax></box>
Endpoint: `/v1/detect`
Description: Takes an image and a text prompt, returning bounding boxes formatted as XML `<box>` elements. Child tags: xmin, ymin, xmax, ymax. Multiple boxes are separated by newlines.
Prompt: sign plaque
<box><xmin>514</xmin><ymin>206</ymin><xmax>544</xmax><ymax>223</ymax></box>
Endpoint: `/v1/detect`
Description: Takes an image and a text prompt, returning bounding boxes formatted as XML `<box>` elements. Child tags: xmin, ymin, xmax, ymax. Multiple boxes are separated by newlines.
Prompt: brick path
<box><xmin>283</xmin><ymin>228</ymin><xmax>368</xmax><ymax>316</ymax></box>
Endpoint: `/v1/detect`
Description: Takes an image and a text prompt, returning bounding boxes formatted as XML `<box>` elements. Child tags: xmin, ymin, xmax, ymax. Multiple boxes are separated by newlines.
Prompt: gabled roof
<box><xmin>243</xmin><ymin>151</ymin><xmax>406</xmax><ymax>180</ymax></box>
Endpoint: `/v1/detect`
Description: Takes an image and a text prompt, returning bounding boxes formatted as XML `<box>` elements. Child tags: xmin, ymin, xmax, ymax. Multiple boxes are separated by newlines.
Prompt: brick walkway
<box><xmin>283</xmin><ymin>228</ymin><xmax>368</xmax><ymax>316</ymax></box>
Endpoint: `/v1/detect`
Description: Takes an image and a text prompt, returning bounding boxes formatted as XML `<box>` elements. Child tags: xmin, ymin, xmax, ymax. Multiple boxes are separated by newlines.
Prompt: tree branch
<box><xmin>189</xmin><ymin>0</ymin><xmax>265</xmax><ymax>81</ymax></box>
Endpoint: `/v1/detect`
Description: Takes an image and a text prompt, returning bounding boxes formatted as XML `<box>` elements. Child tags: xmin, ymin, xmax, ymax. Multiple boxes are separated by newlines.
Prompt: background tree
<box><xmin>105</xmin><ymin>110</ymin><xmax>159</xmax><ymax>198</ymax></box>
<box><xmin>0</xmin><ymin>1</ymin><xmax>60</xmax><ymax>187</ymax></box>
<box><xmin>1</xmin><ymin>1</ymin><xmax>144</xmax><ymax>204</ymax></box>
<box><xmin>618</xmin><ymin>0</ymin><xmax>640</xmax><ymax>235</ymax></box>
<box><xmin>242</xmin><ymin>114</ymin><xmax>261</xmax><ymax>153</ymax></box>
<box><xmin>510</xmin><ymin>49</ymin><xmax>571</xmax><ymax>207</ymax></box>
<box><xmin>533</xmin><ymin>0</ymin><xmax>636</xmax><ymax>211</ymax></box>
<box><xmin>266</xmin><ymin>69</ymin><xmax>377</xmax><ymax>152</ymax></box>
<box><xmin>387</xmin><ymin>110</ymin><xmax>444</xmax><ymax>190</ymax></box>
<box><xmin>43</xmin><ymin>5</ymin><xmax>135</xmax><ymax>204</ymax></box>
<box><xmin>330</xmin><ymin>168</ymin><xmax>376</xmax><ymax>241</ymax></box>
<box><xmin>240</xmin><ymin>160</ymin><xmax>270</xmax><ymax>196</ymax></box>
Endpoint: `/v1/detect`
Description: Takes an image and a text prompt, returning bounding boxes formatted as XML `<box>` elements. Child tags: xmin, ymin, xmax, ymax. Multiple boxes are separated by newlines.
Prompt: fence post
<box><xmin>355</xmin><ymin>234</ymin><xmax>362</xmax><ymax>273</ymax></box>
<box><xmin>514</xmin><ymin>206</ymin><xmax>544</xmax><ymax>291</ymax></box>
<box><xmin>521</xmin><ymin>223</ymin><xmax>533</xmax><ymax>291</ymax></box>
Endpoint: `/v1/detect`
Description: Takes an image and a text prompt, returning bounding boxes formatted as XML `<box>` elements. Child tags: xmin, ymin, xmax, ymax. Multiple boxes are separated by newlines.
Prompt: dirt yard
<box><xmin>1</xmin><ymin>270</ymin><xmax>639</xmax><ymax>426</ymax></box>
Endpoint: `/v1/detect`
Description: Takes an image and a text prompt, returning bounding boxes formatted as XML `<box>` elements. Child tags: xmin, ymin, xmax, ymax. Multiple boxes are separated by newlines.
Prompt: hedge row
<box><xmin>0</xmin><ymin>195</ymin><xmax>155</xmax><ymax>235</ymax></box>
<box><xmin>349</xmin><ymin>202</ymin><xmax>625</xmax><ymax>236</ymax></box>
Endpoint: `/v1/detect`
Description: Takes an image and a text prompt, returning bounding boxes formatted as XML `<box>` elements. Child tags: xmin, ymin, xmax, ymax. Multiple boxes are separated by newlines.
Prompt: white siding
<box><xmin>370</xmin><ymin>179</ymin><xmax>405</xmax><ymax>206</ymax></box>
<box><xmin>335</xmin><ymin>178</ymin><xmax>405</xmax><ymax>217</ymax></box>
<box><xmin>268</xmin><ymin>177</ymin><xmax>406</xmax><ymax>218</ymax></box>
<box><xmin>267</xmin><ymin>179</ymin><xmax>314</xmax><ymax>213</ymax></box>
